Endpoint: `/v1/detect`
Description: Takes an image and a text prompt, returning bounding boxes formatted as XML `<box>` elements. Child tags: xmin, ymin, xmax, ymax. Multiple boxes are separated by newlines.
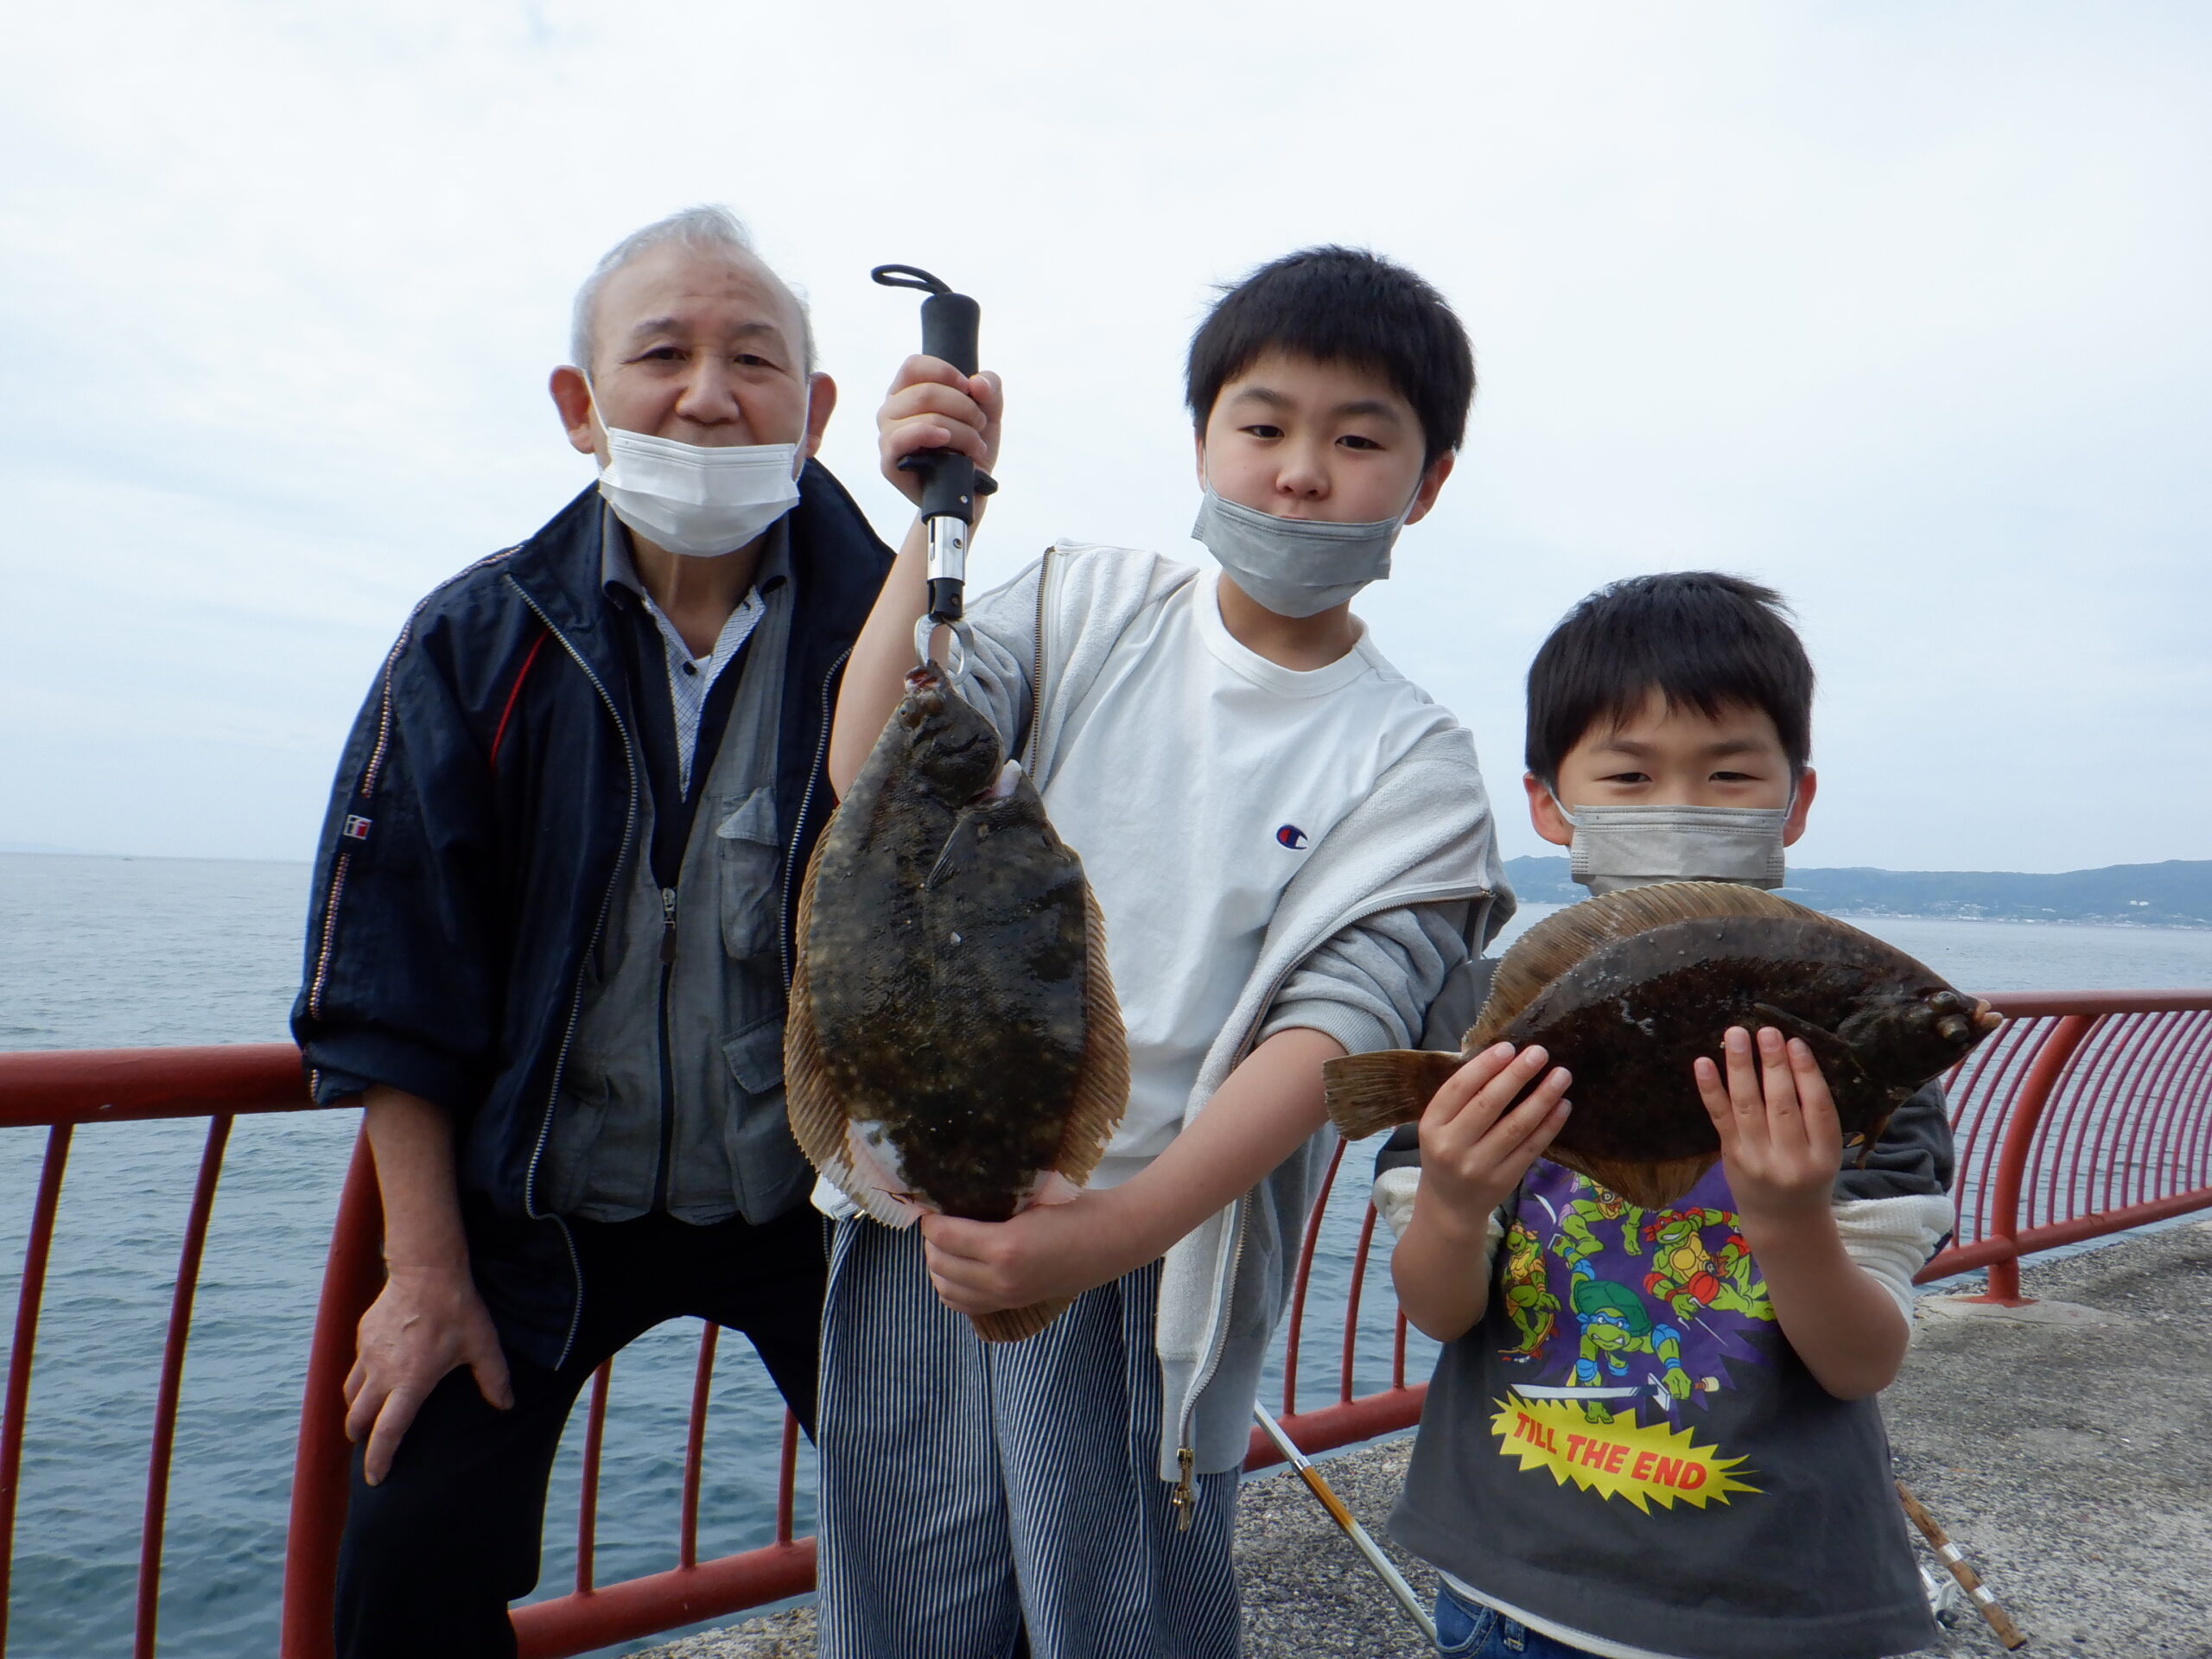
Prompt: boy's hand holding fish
<box><xmin>918</xmin><ymin>1027</ymin><xmax>1351</xmax><ymax>1318</ymax></box>
<box><xmin>1695</xmin><ymin>1023</ymin><xmax>1847</xmax><ymax>1223</ymax></box>
<box><xmin>1392</xmin><ymin>1043</ymin><xmax>1573</xmax><ymax>1343</ymax></box>
<box><xmin>1694</xmin><ymin>1023</ymin><xmax>1912</xmax><ymax>1399</ymax></box>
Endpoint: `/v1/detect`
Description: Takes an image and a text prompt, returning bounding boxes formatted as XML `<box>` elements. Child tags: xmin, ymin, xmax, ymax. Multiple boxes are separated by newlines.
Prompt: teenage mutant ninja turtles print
<box><xmin>1487</xmin><ymin>1160</ymin><xmax>1774</xmax><ymax>1510</ymax></box>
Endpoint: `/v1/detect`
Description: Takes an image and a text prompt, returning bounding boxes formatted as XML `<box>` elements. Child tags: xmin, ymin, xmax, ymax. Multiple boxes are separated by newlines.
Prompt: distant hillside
<box><xmin>1500</xmin><ymin>856</ymin><xmax>2212</xmax><ymax>928</ymax></box>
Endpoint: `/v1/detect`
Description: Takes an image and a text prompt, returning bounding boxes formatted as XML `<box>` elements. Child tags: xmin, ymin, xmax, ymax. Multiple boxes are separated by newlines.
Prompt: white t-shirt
<box><xmin>1042</xmin><ymin>574</ymin><xmax>1458</xmax><ymax>1186</ymax></box>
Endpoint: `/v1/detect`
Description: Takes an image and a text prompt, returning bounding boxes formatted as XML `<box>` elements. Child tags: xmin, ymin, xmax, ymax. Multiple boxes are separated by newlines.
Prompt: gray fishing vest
<box><xmin>538</xmin><ymin>568</ymin><xmax>808</xmax><ymax>1225</ymax></box>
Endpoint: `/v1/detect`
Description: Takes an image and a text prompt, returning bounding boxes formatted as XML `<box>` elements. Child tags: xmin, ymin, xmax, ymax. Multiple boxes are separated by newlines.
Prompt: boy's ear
<box><xmin>1782</xmin><ymin>767</ymin><xmax>1818</xmax><ymax>847</ymax></box>
<box><xmin>1402</xmin><ymin>449</ymin><xmax>1456</xmax><ymax>527</ymax></box>
<box><xmin>1525</xmin><ymin>772</ymin><xmax>1574</xmax><ymax>847</ymax></box>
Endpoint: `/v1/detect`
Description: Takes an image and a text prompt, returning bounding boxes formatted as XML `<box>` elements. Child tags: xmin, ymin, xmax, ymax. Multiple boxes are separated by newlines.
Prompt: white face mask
<box><xmin>1555</xmin><ymin>800</ymin><xmax>1791</xmax><ymax>895</ymax></box>
<box><xmin>1190</xmin><ymin>483</ymin><xmax>1416</xmax><ymax>619</ymax></box>
<box><xmin>589</xmin><ymin>385</ymin><xmax>804</xmax><ymax>558</ymax></box>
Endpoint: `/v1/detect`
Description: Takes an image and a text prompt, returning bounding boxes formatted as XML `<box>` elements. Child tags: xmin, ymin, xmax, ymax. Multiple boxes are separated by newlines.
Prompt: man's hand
<box><xmin>917</xmin><ymin>1189</ymin><xmax>1138</xmax><ymax>1316</ymax></box>
<box><xmin>343</xmin><ymin>1264</ymin><xmax>512</xmax><ymax>1486</ymax></box>
<box><xmin>1414</xmin><ymin>1043</ymin><xmax>1573</xmax><ymax>1240</ymax></box>
<box><xmin>1693</xmin><ymin>1025</ymin><xmax>1839</xmax><ymax>1225</ymax></box>
<box><xmin>876</xmin><ymin>354</ymin><xmax>1002</xmax><ymax>506</ymax></box>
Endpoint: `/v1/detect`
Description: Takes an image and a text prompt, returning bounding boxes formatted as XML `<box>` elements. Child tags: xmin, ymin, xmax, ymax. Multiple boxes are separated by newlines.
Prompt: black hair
<box><xmin>1524</xmin><ymin>572</ymin><xmax>1815</xmax><ymax>787</ymax></box>
<box><xmin>1185</xmin><ymin>246</ymin><xmax>1474</xmax><ymax>467</ymax></box>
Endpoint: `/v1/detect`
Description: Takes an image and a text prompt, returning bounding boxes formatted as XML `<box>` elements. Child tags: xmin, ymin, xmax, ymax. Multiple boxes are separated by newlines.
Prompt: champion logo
<box><xmin>341</xmin><ymin>815</ymin><xmax>373</xmax><ymax>842</ymax></box>
<box><xmin>1275</xmin><ymin>824</ymin><xmax>1308</xmax><ymax>850</ymax></box>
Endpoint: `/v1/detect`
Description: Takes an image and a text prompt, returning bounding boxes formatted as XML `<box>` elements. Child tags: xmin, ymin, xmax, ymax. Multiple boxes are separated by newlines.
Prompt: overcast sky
<box><xmin>3</xmin><ymin>2</ymin><xmax>2206</xmax><ymax>874</ymax></box>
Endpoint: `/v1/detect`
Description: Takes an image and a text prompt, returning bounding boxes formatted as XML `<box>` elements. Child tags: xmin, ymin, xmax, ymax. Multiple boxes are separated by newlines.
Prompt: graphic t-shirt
<box><xmin>1380</xmin><ymin>1097</ymin><xmax>1951</xmax><ymax>1659</ymax></box>
<box><xmin>1041</xmin><ymin>573</ymin><xmax>1457</xmax><ymax>1185</ymax></box>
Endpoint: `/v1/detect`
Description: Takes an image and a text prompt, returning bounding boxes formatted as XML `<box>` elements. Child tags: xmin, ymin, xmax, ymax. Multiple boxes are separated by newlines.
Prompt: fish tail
<box><xmin>1322</xmin><ymin>1050</ymin><xmax>1467</xmax><ymax>1140</ymax></box>
<box><xmin>971</xmin><ymin>1298</ymin><xmax>1073</xmax><ymax>1343</ymax></box>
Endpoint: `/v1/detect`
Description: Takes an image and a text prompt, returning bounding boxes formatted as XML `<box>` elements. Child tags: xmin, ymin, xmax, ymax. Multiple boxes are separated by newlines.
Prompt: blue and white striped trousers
<box><xmin>816</xmin><ymin>1219</ymin><xmax>1243</xmax><ymax>1658</ymax></box>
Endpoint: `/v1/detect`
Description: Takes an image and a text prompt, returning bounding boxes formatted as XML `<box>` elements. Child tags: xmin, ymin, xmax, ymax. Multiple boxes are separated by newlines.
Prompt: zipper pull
<box><xmin>659</xmin><ymin>886</ymin><xmax>678</xmax><ymax>963</ymax></box>
<box><xmin>1170</xmin><ymin>1446</ymin><xmax>1196</xmax><ymax>1532</ymax></box>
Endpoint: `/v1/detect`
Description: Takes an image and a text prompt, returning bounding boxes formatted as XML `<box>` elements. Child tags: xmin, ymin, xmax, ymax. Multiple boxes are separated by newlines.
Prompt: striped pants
<box><xmin>816</xmin><ymin>1220</ymin><xmax>1243</xmax><ymax>1659</ymax></box>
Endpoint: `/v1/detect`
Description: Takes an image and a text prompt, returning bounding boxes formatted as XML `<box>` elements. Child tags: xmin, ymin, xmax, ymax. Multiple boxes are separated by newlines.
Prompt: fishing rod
<box><xmin>1251</xmin><ymin>1402</ymin><xmax>1437</xmax><ymax>1644</ymax></box>
<box><xmin>871</xmin><ymin>264</ymin><xmax>996</xmax><ymax>673</ymax></box>
<box><xmin>1897</xmin><ymin>1481</ymin><xmax>2027</xmax><ymax>1649</ymax></box>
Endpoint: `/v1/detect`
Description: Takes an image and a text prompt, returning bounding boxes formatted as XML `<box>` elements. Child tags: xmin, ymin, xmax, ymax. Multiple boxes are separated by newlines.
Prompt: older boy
<box><xmin>1378</xmin><ymin>573</ymin><xmax>1954</xmax><ymax>1659</ymax></box>
<box><xmin>815</xmin><ymin>248</ymin><xmax>1511</xmax><ymax>1658</ymax></box>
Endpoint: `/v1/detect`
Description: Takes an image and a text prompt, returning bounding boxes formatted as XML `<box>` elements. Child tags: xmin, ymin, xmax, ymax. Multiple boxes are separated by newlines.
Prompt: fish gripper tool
<box><xmin>873</xmin><ymin>263</ymin><xmax>996</xmax><ymax>674</ymax></box>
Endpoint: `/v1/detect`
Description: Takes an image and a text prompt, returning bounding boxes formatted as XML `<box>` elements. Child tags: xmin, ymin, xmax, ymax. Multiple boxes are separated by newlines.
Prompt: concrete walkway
<box><xmin>641</xmin><ymin>1219</ymin><xmax>2212</xmax><ymax>1657</ymax></box>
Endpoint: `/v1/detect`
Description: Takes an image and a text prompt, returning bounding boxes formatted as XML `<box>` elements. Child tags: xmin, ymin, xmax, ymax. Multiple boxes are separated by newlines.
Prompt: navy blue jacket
<box><xmin>292</xmin><ymin>465</ymin><xmax>892</xmax><ymax>1363</ymax></box>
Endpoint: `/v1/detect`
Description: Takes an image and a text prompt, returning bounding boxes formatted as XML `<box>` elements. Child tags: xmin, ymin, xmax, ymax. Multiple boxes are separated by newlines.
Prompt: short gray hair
<box><xmin>569</xmin><ymin>205</ymin><xmax>816</xmax><ymax>377</ymax></box>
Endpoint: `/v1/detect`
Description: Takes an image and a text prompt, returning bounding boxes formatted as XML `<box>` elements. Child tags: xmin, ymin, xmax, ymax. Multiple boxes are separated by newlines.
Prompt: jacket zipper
<box><xmin>652</xmin><ymin>886</ymin><xmax>679</xmax><ymax>1211</ymax></box>
<box><xmin>779</xmin><ymin>645</ymin><xmax>852</xmax><ymax>992</ymax></box>
<box><xmin>511</xmin><ymin>578</ymin><xmax>640</xmax><ymax>1370</ymax></box>
<box><xmin>1023</xmin><ymin>545</ymin><xmax>1053</xmax><ymax>777</ymax></box>
<box><xmin>1166</xmin><ymin>880</ymin><xmax>1498</xmax><ymax>1522</ymax></box>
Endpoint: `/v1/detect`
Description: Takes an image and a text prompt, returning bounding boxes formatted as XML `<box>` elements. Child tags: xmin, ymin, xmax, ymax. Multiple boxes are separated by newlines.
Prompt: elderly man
<box><xmin>292</xmin><ymin>206</ymin><xmax>892</xmax><ymax>1657</ymax></box>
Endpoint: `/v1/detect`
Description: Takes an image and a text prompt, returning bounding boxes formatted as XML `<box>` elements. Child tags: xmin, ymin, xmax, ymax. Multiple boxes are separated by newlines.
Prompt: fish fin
<box><xmin>1748</xmin><ymin>1001</ymin><xmax>1873</xmax><ymax>1090</ymax></box>
<box><xmin>971</xmin><ymin>1298</ymin><xmax>1073</xmax><ymax>1343</ymax></box>
<box><xmin>1853</xmin><ymin>1109</ymin><xmax>1894</xmax><ymax>1170</ymax></box>
<box><xmin>783</xmin><ymin>831</ymin><xmax>921</xmax><ymax>1232</ymax></box>
<box><xmin>1553</xmin><ymin>1150</ymin><xmax>1719</xmax><ymax>1211</ymax></box>
<box><xmin>1048</xmin><ymin>882</ymin><xmax>1131</xmax><ymax>1189</ymax></box>
<box><xmin>1323</xmin><ymin>1050</ymin><xmax>1466</xmax><ymax>1140</ymax></box>
<box><xmin>1467</xmin><ymin>882</ymin><xmax>1814</xmax><ymax>1048</ymax></box>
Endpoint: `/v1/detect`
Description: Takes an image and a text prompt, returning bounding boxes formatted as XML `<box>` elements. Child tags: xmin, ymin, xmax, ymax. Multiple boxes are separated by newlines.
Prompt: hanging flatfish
<box><xmin>785</xmin><ymin>665</ymin><xmax>1128</xmax><ymax>1341</ymax></box>
<box><xmin>1324</xmin><ymin>881</ymin><xmax>1999</xmax><ymax>1208</ymax></box>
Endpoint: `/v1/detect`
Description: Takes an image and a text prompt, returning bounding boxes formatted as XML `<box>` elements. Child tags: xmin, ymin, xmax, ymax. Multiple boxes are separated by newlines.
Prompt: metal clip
<box><xmin>1170</xmin><ymin>1446</ymin><xmax>1197</xmax><ymax>1532</ymax></box>
<box><xmin>913</xmin><ymin>615</ymin><xmax>968</xmax><ymax>678</ymax></box>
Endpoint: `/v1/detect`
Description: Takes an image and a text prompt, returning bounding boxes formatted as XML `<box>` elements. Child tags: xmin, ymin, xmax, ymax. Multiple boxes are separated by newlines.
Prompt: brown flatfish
<box><xmin>1324</xmin><ymin>881</ymin><xmax>2000</xmax><ymax>1208</ymax></box>
<box><xmin>785</xmin><ymin>665</ymin><xmax>1128</xmax><ymax>1341</ymax></box>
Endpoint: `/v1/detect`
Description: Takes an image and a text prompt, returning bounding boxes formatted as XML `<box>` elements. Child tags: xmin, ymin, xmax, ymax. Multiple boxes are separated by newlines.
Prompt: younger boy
<box><xmin>813</xmin><ymin>248</ymin><xmax>1513</xmax><ymax>1659</ymax></box>
<box><xmin>1377</xmin><ymin>573</ymin><xmax>1955</xmax><ymax>1659</ymax></box>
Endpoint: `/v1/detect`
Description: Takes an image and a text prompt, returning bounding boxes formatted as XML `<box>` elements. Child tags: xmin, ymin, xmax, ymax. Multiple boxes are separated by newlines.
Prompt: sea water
<box><xmin>2</xmin><ymin>852</ymin><xmax>2209</xmax><ymax>1658</ymax></box>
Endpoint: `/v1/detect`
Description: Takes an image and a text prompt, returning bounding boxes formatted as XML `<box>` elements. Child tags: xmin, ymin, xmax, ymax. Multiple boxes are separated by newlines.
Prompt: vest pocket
<box><xmin>722</xmin><ymin>1011</ymin><xmax>787</xmax><ymax>1100</ymax></box>
<box><xmin>715</xmin><ymin>787</ymin><xmax>781</xmax><ymax>959</ymax></box>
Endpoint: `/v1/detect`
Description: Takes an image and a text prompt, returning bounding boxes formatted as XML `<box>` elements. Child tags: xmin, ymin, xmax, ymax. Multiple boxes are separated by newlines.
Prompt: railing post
<box><xmin>279</xmin><ymin>1132</ymin><xmax>384</xmax><ymax>1659</ymax></box>
<box><xmin>1968</xmin><ymin>1014</ymin><xmax>2095</xmax><ymax>1306</ymax></box>
<box><xmin>134</xmin><ymin>1114</ymin><xmax>235</xmax><ymax>1659</ymax></box>
<box><xmin>0</xmin><ymin>1124</ymin><xmax>73</xmax><ymax>1659</ymax></box>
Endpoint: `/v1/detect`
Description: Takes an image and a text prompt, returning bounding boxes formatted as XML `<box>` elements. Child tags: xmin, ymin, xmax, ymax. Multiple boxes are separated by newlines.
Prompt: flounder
<box><xmin>1324</xmin><ymin>881</ymin><xmax>2000</xmax><ymax>1209</ymax></box>
<box><xmin>785</xmin><ymin>665</ymin><xmax>1128</xmax><ymax>1341</ymax></box>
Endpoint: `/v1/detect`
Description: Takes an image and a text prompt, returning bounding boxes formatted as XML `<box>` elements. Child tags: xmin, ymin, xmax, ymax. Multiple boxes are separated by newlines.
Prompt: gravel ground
<box><xmin>641</xmin><ymin>1220</ymin><xmax>2212</xmax><ymax>1657</ymax></box>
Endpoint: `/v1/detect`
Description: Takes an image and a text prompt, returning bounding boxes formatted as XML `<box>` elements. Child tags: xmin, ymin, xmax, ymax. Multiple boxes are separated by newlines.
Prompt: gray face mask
<box><xmin>1558</xmin><ymin>801</ymin><xmax>1791</xmax><ymax>895</ymax></box>
<box><xmin>1190</xmin><ymin>485</ymin><xmax>1410</xmax><ymax>619</ymax></box>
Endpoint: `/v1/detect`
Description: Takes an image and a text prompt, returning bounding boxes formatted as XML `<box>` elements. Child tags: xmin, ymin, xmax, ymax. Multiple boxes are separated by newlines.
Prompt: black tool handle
<box><xmin>910</xmin><ymin>293</ymin><xmax>981</xmax><ymax>524</ymax></box>
<box><xmin>874</xmin><ymin>265</ymin><xmax>992</xmax><ymax>527</ymax></box>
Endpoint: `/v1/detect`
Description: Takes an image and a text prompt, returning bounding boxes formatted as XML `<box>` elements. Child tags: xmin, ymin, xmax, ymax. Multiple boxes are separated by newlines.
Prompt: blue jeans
<box><xmin>1433</xmin><ymin>1583</ymin><xmax>1603</xmax><ymax>1658</ymax></box>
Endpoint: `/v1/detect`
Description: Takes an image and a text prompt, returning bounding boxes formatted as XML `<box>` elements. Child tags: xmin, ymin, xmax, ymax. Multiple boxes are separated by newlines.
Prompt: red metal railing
<box><xmin>1916</xmin><ymin>990</ymin><xmax>2212</xmax><ymax>1301</ymax></box>
<box><xmin>3</xmin><ymin>988</ymin><xmax>2209</xmax><ymax>1655</ymax></box>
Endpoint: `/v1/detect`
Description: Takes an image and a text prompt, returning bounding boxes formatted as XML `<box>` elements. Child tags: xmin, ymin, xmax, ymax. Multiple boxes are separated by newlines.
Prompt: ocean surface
<box><xmin>3</xmin><ymin>850</ymin><xmax>2211</xmax><ymax>1658</ymax></box>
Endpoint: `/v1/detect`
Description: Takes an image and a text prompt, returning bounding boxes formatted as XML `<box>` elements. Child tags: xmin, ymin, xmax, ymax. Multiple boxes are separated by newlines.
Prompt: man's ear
<box><xmin>550</xmin><ymin>365</ymin><xmax>599</xmax><ymax>460</ymax></box>
<box><xmin>1525</xmin><ymin>772</ymin><xmax>1574</xmax><ymax>847</ymax></box>
<box><xmin>801</xmin><ymin>372</ymin><xmax>837</xmax><ymax>461</ymax></box>
<box><xmin>1782</xmin><ymin>767</ymin><xmax>1818</xmax><ymax>847</ymax></box>
<box><xmin>1402</xmin><ymin>449</ymin><xmax>1457</xmax><ymax>527</ymax></box>
<box><xmin>1192</xmin><ymin>429</ymin><xmax>1208</xmax><ymax>488</ymax></box>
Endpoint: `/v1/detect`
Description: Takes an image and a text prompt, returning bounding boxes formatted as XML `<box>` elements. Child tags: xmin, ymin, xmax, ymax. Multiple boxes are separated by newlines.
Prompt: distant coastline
<box><xmin>8</xmin><ymin>846</ymin><xmax>2209</xmax><ymax>930</ymax></box>
<box><xmin>1504</xmin><ymin>855</ymin><xmax>2212</xmax><ymax>929</ymax></box>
